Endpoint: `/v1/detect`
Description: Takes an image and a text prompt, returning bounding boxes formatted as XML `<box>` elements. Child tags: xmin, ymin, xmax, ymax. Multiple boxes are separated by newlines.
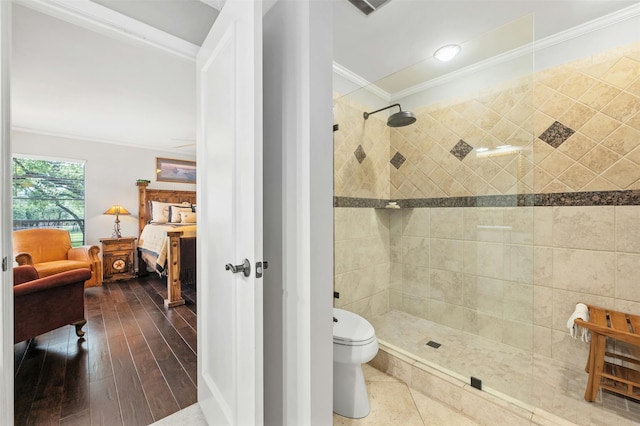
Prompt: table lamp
<box><xmin>104</xmin><ymin>205</ymin><xmax>130</xmax><ymax>238</ymax></box>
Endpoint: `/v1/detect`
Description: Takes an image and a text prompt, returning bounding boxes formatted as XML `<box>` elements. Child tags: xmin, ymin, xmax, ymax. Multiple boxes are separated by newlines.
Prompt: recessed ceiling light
<box><xmin>434</xmin><ymin>44</ymin><xmax>461</xmax><ymax>62</ymax></box>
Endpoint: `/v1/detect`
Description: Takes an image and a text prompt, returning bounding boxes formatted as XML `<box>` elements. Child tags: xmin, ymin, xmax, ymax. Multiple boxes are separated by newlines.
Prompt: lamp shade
<box><xmin>104</xmin><ymin>205</ymin><xmax>130</xmax><ymax>238</ymax></box>
<box><xmin>104</xmin><ymin>205</ymin><xmax>130</xmax><ymax>216</ymax></box>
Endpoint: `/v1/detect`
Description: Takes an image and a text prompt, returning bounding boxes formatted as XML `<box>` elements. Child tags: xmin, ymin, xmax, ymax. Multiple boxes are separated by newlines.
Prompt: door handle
<box><xmin>225</xmin><ymin>259</ymin><xmax>251</xmax><ymax>277</ymax></box>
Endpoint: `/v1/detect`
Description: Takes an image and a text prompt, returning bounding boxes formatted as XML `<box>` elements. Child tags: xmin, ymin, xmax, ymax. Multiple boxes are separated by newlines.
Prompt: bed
<box><xmin>136</xmin><ymin>181</ymin><xmax>197</xmax><ymax>307</ymax></box>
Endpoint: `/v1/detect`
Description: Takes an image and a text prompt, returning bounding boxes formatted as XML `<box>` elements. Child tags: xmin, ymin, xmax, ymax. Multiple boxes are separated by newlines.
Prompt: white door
<box><xmin>196</xmin><ymin>0</ymin><xmax>263</xmax><ymax>424</ymax></box>
<box><xmin>0</xmin><ymin>1</ymin><xmax>13</xmax><ymax>424</ymax></box>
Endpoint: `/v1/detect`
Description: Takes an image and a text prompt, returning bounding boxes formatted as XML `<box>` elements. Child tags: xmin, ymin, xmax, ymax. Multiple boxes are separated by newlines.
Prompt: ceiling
<box><xmin>10</xmin><ymin>0</ymin><xmax>639</xmax><ymax>153</ymax></box>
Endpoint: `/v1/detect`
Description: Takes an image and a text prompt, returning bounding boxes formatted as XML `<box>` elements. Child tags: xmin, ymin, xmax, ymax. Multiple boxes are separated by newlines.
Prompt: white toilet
<box><xmin>333</xmin><ymin>308</ymin><xmax>379</xmax><ymax>418</ymax></box>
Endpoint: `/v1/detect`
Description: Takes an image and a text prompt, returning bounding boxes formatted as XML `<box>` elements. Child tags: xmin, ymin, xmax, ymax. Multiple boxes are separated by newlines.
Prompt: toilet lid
<box><xmin>333</xmin><ymin>308</ymin><xmax>375</xmax><ymax>345</ymax></box>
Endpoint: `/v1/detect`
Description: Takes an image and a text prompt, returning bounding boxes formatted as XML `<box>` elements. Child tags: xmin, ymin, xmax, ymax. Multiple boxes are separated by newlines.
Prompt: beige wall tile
<box><xmin>533</xmin><ymin>325</ymin><xmax>552</xmax><ymax>357</ymax></box>
<box><xmin>429</xmin><ymin>269</ymin><xmax>463</xmax><ymax>303</ymax></box>
<box><xmin>616</xmin><ymin>253</ymin><xmax>640</xmax><ymax>302</ymax></box>
<box><xmin>464</xmin><ymin>275</ymin><xmax>504</xmax><ymax>316</ymax></box>
<box><xmin>557</xmin><ymin>132</ymin><xmax>596</xmax><ymax>161</ymax></box>
<box><xmin>578</xmin><ymin>144</ymin><xmax>620</xmax><ymax>175</ymax></box>
<box><xmin>601</xmin><ymin>158</ymin><xmax>640</xmax><ymax>188</ymax></box>
<box><xmin>616</xmin><ymin>206</ymin><xmax>640</xmax><ymax>253</ymax></box>
<box><xmin>504</xmin><ymin>282</ymin><xmax>534</xmax><ymax>322</ymax></box>
<box><xmin>463</xmin><ymin>207</ymin><xmax>504</xmax><ymax>242</ymax></box>
<box><xmin>602</xmin><ymin>57</ymin><xmax>640</xmax><ymax>89</ymax></box>
<box><xmin>334</xmin><ymin>263</ymin><xmax>390</xmax><ymax>308</ymax></box>
<box><xmin>502</xmin><ymin>319</ymin><xmax>533</xmax><ymax>351</ymax></box>
<box><xmin>534</xmin><ymin>285</ymin><xmax>554</xmax><ymax>327</ymax></box>
<box><xmin>557</xmin><ymin>163</ymin><xmax>596</xmax><ymax>190</ymax></box>
<box><xmin>550</xmin><ymin>330</ymin><xmax>589</xmax><ymax>369</ymax></box>
<box><xmin>578</xmin><ymin>80</ymin><xmax>621</xmax><ymax>110</ymax></box>
<box><xmin>389</xmin><ymin>289</ymin><xmax>403</xmax><ymax>310</ymax></box>
<box><xmin>430</xmin><ymin>238</ymin><xmax>464</xmax><ymax>272</ymax></box>
<box><xmin>552</xmin><ymin>248</ymin><xmax>615</xmax><ymax>297</ymax></box>
<box><xmin>430</xmin><ymin>207</ymin><xmax>463</xmax><ymax>239</ymax></box>
<box><xmin>402</xmin><ymin>236</ymin><xmax>430</xmax><ymax>267</ymax></box>
<box><xmin>504</xmin><ymin>244</ymin><xmax>534</xmax><ymax>284</ymax></box>
<box><xmin>402</xmin><ymin>264</ymin><xmax>430</xmax><ymax>298</ymax></box>
<box><xmin>533</xmin><ymin>246</ymin><xmax>554</xmax><ymax>287</ymax></box>
<box><xmin>402</xmin><ymin>208</ymin><xmax>430</xmax><ymax>237</ymax></box>
<box><xmin>334</xmin><ymin>44</ymin><xmax>640</xmax><ymax>386</ymax></box>
<box><xmin>428</xmin><ymin>300</ymin><xmax>464</xmax><ymax>330</ymax></box>
<box><xmin>475</xmin><ymin>241</ymin><xmax>505</xmax><ymax>279</ymax></box>
<box><xmin>601</xmin><ymin>124</ymin><xmax>640</xmax><ymax>155</ymax></box>
<box><xmin>579</xmin><ymin>112</ymin><xmax>622</xmax><ymax>141</ymax></box>
<box><xmin>389</xmin><ymin>261</ymin><xmax>403</xmax><ymax>291</ymax></box>
<box><xmin>552</xmin><ymin>206</ymin><xmax>615</xmax><ymax>250</ymax></box>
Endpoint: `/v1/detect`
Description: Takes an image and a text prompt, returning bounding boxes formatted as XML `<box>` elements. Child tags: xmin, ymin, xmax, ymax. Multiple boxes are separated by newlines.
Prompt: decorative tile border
<box><xmin>334</xmin><ymin>189</ymin><xmax>640</xmax><ymax>208</ymax></box>
<box><xmin>333</xmin><ymin>196</ymin><xmax>390</xmax><ymax>208</ymax></box>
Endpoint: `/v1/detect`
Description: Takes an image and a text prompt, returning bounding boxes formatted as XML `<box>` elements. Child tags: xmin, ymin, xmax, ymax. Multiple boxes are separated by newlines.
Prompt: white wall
<box><xmin>263</xmin><ymin>0</ymin><xmax>334</xmax><ymax>424</ymax></box>
<box><xmin>11</xmin><ymin>130</ymin><xmax>195</xmax><ymax>249</ymax></box>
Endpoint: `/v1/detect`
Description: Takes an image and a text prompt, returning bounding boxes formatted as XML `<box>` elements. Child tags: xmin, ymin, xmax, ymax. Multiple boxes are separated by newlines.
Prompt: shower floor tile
<box><xmin>370</xmin><ymin>310</ymin><xmax>640</xmax><ymax>425</ymax></box>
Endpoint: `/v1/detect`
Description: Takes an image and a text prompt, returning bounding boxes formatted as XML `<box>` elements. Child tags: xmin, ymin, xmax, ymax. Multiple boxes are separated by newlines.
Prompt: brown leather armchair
<box><xmin>13</xmin><ymin>265</ymin><xmax>90</xmax><ymax>343</ymax></box>
<box><xmin>13</xmin><ymin>228</ymin><xmax>102</xmax><ymax>287</ymax></box>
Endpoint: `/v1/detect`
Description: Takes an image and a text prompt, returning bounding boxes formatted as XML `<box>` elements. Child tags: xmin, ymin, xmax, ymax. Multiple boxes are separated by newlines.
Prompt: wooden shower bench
<box><xmin>574</xmin><ymin>304</ymin><xmax>640</xmax><ymax>402</ymax></box>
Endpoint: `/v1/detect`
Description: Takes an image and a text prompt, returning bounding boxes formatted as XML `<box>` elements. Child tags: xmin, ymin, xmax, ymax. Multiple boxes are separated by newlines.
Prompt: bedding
<box><xmin>137</xmin><ymin>180</ymin><xmax>197</xmax><ymax>307</ymax></box>
<box><xmin>138</xmin><ymin>223</ymin><xmax>196</xmax><ymax>274</ymax></box>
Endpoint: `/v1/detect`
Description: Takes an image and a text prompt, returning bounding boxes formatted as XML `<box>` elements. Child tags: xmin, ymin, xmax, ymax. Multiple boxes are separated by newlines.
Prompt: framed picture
<box><xmin>155</xmin><ymin>157</ymin><xmax>196</xmax><ymax>184</ymax></box>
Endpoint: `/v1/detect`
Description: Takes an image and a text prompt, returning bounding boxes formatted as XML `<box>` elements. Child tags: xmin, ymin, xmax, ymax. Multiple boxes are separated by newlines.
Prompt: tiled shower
<box><xmin>334</xmin><ymin>37</ymin><xmax>640</xmax><ymax>424</ymax></box>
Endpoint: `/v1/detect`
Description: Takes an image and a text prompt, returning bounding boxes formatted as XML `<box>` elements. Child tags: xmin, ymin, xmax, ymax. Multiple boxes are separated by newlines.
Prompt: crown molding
<box><xmin>16</xmin><ymin>0</ymin><xmax>200</xmax><ymax>61</ymax></box>
<box><xmin>332</xmin><ymin>62</ymin><xmax>391</xmax><ymax>101</ymax></box>
<box><xmin>11</xmin><ymin>126</ymin><xmax>194</xmax><ymax>154</ymax></box>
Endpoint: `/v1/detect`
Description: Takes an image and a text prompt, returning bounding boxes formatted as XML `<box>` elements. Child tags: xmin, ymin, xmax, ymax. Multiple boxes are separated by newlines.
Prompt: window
<box><xmin>12</xmin><ymin>156</ymin><xmax>86</xmax><ymax>246</ymax></box>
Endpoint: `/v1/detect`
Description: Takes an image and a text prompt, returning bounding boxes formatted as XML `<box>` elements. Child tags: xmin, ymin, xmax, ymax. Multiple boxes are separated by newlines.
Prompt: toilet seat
<box><xmin>333</xmin><ymin>308</ymin><xmax>376</xmax><ymax>346</ymax></box>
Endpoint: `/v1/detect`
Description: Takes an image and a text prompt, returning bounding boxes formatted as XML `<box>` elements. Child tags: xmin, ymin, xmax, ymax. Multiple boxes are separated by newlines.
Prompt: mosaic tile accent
<box><xmin>354</xmin><ymin>144</ymin><xmax>366</xmax><ymax>164</ymax></box>
<box><xmin>390</xmin><ymin>151</ymin><xmax>406</xmax><ymax>169</ymax></box>
<box><xmin>538</xmin><ymin>121</ymin><xmax>575</xmax><ymax>148</ymax></box>
<box><xmin>334</xmin><ymin>190</ymin><xmax>640</xmax><ymax>208</ymax></box>
<box><xmin>450</xmin><ymin>139</ymin><xmax>474</xmax><ymax>161</ymax></box>
<box><xmin>333</xmin><ymin>196</ymin><xmax>390</xmax><ymax>208</ymax></box>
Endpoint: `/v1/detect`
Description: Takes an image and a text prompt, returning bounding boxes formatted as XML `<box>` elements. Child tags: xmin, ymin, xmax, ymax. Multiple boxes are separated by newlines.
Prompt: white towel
<box><xmin>566</xmin><ymin>303</ymin><xmax>590</xmax><ymax>342</ymax></box>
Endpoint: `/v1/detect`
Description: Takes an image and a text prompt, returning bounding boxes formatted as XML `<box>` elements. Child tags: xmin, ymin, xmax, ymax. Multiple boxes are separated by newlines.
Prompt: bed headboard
<box><xmin>136</xmin><ymin>181</ymin><xmax>197</xmax><ymax>236</ymax></box>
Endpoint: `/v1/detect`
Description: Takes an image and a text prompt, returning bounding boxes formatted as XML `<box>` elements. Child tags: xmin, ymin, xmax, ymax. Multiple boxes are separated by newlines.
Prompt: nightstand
<box><xmin>100</xmin><ymin>236</ymin><xmax>137</xmax><ymax>282</ymax></box>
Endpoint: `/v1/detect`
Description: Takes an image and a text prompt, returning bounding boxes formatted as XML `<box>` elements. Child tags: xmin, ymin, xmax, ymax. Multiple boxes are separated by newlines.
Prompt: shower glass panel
<box><xmin>333</xmin><ymin>14</ymin><xmax>535</xmax><ymax>405</ymax></box>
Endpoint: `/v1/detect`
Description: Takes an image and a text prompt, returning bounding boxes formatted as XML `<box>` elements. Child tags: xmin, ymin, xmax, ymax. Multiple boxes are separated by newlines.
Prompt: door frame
<box><xmin>1</xmin><ymin>1</ymin><xmax>335</xmax><ymax>423</ymax></box>
<box><xmin>0</xmin><ymin>0</ymin><xmax>14</xmax><ymax>422</ymax></box>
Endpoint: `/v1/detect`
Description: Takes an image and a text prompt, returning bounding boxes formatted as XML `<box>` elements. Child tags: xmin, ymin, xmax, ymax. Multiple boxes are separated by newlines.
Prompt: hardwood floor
<box><xmin>14</xmin><ymin>275</ymin><xmax>197</xmax><ymax>426</ymax></box>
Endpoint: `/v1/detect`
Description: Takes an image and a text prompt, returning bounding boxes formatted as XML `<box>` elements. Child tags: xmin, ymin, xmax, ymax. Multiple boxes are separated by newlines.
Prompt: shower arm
<box><xmin>363</xmin><ymin>103</ymin><xmax>402</xmax><ymax>120</ymax></box>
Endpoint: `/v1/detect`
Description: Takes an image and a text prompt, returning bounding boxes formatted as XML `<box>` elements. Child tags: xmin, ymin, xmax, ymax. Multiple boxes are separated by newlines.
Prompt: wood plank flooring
<box><xmin>14</xmin><ymin>275</ymin><xmax>197</xmax><ymax>426</ymax></box>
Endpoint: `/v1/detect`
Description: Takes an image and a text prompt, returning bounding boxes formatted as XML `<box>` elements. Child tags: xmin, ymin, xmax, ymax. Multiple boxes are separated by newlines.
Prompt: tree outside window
<box><xmin>12</xmin><ymin>157</ymin><xmax>86</xmax><ymax>246</ymax></box>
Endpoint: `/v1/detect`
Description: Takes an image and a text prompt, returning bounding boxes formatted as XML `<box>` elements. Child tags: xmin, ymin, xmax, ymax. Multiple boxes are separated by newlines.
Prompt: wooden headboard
<box><xmin>136</xmin><ymin>181</ymin><xmax>197</xmax><ymax>236</ymax></box>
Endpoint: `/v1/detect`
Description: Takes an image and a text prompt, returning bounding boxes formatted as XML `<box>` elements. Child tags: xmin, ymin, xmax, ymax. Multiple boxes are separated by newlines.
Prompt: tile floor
<box><xmin>370</xmin><ymin>310</ymin><xmax>640</xmax><ymax>426</ymax></box>
<box><xmin>155</xmin><ymin>364</ymin><xmax>478</xmax><ymax>426</ymax></box>
<box><xmin>155</xmin><ymin>309</ymin><xmax>640</xmax><ymax>425</ymax></box>
<box><xmin>333</xmin><ymin>364</ymin><xmax>479</xmax><ymax>425</ymax></box>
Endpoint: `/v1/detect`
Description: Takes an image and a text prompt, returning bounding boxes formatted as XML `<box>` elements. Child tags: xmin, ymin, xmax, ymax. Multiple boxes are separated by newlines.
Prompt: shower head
<box><xmin>363</xmin><ymin>103</ymin><xmax>416</xmax><ymax>127</ymax></box>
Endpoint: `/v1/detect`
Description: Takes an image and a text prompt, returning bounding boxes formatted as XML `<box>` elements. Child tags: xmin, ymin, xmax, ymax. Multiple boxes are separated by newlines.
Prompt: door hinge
<box><xmin>2</xmin><ymin>256</ymin><xmax>7</xmax><ymax>272</ymax></box>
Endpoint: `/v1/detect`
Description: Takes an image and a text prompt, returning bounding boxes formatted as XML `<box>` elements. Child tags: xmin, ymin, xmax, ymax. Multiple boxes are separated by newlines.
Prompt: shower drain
<box><xmin>426</xmin><ymin>340</ymin><xmax>441</xmax><ymax>349</ymax></box>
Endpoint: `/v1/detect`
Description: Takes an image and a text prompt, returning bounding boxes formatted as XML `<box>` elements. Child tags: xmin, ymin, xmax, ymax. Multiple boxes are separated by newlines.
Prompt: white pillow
<box><xmin>150</xmin><ymin>201</ymin><xmax>192</xmax><ymax>223</ymax></box>
<box><xmin>180</xmin><ymin>211</ymin><xmax>197</xmax><ymax>223</ymax></box>
<box><xmin>150</xmin><ymin>201</ymin><xmax>173</xmax><ymax>223</ymax></box>
<box><xmin>169</xmin><ymin>206</ymin><xmax>193</xmax><ymax>223</ymax></box>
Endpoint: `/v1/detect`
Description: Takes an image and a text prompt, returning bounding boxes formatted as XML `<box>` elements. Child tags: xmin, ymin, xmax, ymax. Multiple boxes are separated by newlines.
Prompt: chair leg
<box><xmin>585</xmin><ymin>334</ymin><xmax>606</xmax><ymax>402</ymax></box>
<box><xmin>73</xmin><ymin>319</ymin><xmax>87</xmax><ymax>338</ymax></box>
